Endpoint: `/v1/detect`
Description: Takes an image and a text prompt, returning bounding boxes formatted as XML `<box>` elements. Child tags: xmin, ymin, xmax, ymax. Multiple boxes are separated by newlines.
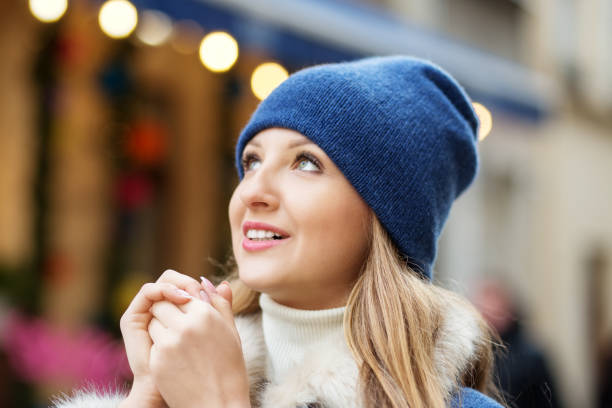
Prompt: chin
<box><xmin>237</xmin><ymin>259</ymin><xmax>286</xmax><ymax>292</ymax></box>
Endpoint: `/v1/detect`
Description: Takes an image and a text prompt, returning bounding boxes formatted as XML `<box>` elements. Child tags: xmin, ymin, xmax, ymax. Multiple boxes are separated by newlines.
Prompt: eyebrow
<box><xmin>247</xmin><ymin>139</ymin><xmax>315</xmax><ymax>149</ymax></box>
<box><xmin>288</xmin><ymin>139</ymin><xmax>315</xmax><ymax>148</ymax></box>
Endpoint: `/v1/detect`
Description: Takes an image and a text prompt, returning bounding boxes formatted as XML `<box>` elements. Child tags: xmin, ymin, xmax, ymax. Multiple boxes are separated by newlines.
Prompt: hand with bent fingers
<box><xmin>147</xmin><ymin>274</ymin><xmax>250</xmax><ymax>408</ymax></box>
<box><xmin>118</xmin><ymin>281</ymin><xmax>193</xmax><ymax>408</ymax></box>
<box><xmin>118</xmin><ymin>270</ymin><xmax>234</xmax><ymax>408</ymax></box>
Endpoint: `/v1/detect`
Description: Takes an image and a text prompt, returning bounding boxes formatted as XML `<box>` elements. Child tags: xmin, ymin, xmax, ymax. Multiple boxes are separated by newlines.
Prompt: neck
<box><xmin>264</xmin><ymin>285</ymin><xmax>351</xmax><ymax>310</ymax></box>
<box><xmin>259</xmin><ymin>293</ymin><xmax>346</xmax><ymax>381</ymax></box>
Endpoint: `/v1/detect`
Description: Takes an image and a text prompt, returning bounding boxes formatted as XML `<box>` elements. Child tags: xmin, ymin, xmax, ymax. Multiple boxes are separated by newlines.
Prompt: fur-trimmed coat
<box><xmin>52</xmin><ymin>305</ymin><xmax>502</xmax><ymax>408</ymax></box>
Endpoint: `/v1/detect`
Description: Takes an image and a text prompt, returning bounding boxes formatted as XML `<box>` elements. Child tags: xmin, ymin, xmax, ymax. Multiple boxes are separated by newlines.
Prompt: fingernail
<box><xmin>200</xmin><ymin>290</ymin><xmax>210</xmax><ymax>302</ymax></box>
<box><xmin>200</xmin><ymin>276</ymin><xmax>217</xmax><ymax>294</ymax></box>
<box><xmin>175</xmin><ymin>289</ymin><xmax>192</xmax><ymax>298</ymax></box>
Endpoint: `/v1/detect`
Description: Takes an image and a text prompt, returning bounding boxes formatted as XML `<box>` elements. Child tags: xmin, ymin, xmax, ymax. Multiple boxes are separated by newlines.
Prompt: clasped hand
<box><xmin>119</xmin><ymin>270</ymin><xmax>251</xmax><ymax>408</ymax></box>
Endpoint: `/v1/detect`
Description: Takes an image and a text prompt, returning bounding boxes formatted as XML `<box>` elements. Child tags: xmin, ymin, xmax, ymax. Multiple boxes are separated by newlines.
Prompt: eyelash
<box><xmin>241</xmin><ymin>151</ymin><xmax>323</xmax><ymax>172</ymax></box>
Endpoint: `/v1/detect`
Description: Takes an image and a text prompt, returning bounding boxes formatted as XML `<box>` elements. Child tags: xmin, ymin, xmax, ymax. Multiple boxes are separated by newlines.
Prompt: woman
<box><xmin>54</xmin><ymin>56</ymin><xmax>503</xmax><ymax>408</ymax></box>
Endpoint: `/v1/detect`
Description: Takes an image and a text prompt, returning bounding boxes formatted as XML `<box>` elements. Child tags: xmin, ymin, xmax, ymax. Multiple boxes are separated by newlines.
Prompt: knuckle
<box><xmin>140</xmin><ymin>282</ymin><xmax>155</xmax><ymax>294</ymax></box>
<box><xmin>161</xmin><ymin>282</ymin><xmax>178</xmax><ymax>292</ymax></box>
<box><xmin>158</xmin><ymin>269</ymin><xmax>178</xmax><ymax>282</ymax></box>
<box><xmin>149</xmin><ymin>305</ymin><xmax>156</xmax><ymax>316</ymax></box>
<box><xmin>150</xmin><ymin>301</ymin><xmax>164</xmax><ymax>315</ymax></box>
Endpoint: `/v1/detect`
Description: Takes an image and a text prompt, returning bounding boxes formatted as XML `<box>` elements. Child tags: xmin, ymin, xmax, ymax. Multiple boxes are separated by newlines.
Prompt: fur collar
<box><xmin>235</xmin><ymin>292</ymin><xmax>484</xmax><ymax>408</ymax></box>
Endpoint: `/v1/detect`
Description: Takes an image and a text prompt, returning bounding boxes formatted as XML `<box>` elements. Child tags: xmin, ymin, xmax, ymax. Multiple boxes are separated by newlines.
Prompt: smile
<box><xmin>242</xmin><ymin>236</ymin><xmax>289</xmax><ymax>251</ymax></box>
<box><xmin>246</xmin><ymin>229</ymin><xmax>285</xmax><ymax>240</ymax></box>
<box><xmin>241</xmin><ymin>221</ymin><xmax>290</xmax><ymax>251</ymax></box>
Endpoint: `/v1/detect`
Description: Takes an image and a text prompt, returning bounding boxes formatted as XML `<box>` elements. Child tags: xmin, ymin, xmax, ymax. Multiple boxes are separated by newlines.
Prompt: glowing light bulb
<box><xmin>472</xmin><ymin>102</ymin><xmax>493</xmax><ymax>141</ymax></box>
<box><xmin>99</xmin><ymin>0</ymin><xmax>138</xmax><ymax>39</ymax></box>
<box><xmin>136</xmin><ymin>10</ymin><xmax>173</xmax><ymax>46</ymax></box>
<box><xmin>29</xmin><ymin>0</ymin><xmax>68</xmax><ymax>23</ymax></box>
<box><xmin>251</xmin><ymin>62</ymin><xmax>289</xmax><ymax>100</ymax></box>
<box><xmin>198</xmin><ymin>32</ymin><xmax>239</xmax><ymax>73</ymax></box>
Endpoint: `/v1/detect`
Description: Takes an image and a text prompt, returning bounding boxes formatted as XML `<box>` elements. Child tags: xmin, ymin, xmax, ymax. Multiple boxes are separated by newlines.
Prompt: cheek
<box><xmin>294</xmin><ymin>183</ymin><xmax>370</xmax><ymax>266</ymax></box>
<box><xmin>228</xmin><ymin>188</ymin><xmax>244</xmax><ymax>244</ymax></box>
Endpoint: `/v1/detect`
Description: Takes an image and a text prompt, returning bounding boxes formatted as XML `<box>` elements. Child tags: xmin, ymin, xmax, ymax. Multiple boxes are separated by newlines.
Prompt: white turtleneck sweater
<box><xmin>259</xmin><ymin>293</ymin><xmax>346</xmax><ymax>382</ymax></box>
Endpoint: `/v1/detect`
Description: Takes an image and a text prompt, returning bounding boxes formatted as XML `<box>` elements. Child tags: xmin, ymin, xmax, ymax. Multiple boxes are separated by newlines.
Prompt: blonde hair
<box><xmin>229</xmin><ymin>214</ymin><xmax>500</xmax><ymax>408</ymax></box>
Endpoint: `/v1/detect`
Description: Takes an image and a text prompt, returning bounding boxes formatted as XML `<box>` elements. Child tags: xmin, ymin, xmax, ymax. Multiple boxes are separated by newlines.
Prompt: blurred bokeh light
<box><xmin>198</xmin><ymin>31</ymin><xmax>239</xmax><ymax>73</ymax></box>
<box><xmin>251</xmin><ymin>62</ymin><xmax>289</xmax><ymax>101</ymax></box>
<box><xmin>170</xmin><ymin>20</ymin><xmax>205</xmax><ymax>55</ymax></box>
<box><xmin>98</xmin><ymin>0</ymin><xmax>138</xmax><ymax>39</ymax></box>
<box><xmin>472</xmin><ymin>102</ymin><xmax>493</xmax><ymax>141</ymax></box>
<box><xmin>135</xmin><ymin>10</ymin><xmax>173</xmax><ymax>46</ymax></box>
<box><xmin>28</xmin><ymin>0</ymin><xmax>68</xmax><ymax>23</ymax></box>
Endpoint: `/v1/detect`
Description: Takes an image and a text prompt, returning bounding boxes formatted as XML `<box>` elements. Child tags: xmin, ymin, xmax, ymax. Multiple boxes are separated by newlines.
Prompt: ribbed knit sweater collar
<box><xmin>259</xmin><ymin>293</ymin><xmax>346</xmax><ymax>382</ymax></box>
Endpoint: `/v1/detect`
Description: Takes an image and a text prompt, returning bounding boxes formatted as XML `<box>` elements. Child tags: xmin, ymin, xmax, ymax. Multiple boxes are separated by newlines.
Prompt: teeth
<box><xmin>246</xmin><ymin>229</ymin><xmax>283</xmax><ymax>240</ymax></box>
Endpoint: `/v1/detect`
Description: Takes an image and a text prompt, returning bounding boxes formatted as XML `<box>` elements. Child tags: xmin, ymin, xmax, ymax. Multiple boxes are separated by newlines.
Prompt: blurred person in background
<box><xmin>597</xmin><ymin>338</ymin><xmax>612</xmax><ymax>407</ymax></box>
<box><xmin>471</xmin><ymin>278</ymin><xmax>562</xmax><ymax>408</ymax></box>
<box><xmin>53</xmin><ymin>56</ymin><xmax>505</xmax><ymax>408</ymax></box>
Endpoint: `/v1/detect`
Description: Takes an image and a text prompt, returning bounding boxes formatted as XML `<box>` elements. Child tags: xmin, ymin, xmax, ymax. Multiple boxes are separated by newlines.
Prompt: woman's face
<box><xmin>229</xmin><ymin>128</ymin><xmax>371</xmax><ymax>309</ymax></box>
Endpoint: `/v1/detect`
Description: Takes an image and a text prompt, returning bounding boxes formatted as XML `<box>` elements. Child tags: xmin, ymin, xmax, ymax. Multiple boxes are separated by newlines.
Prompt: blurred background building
<box><xmin>0</xmin><ymin>0</ymin><xmax>610</xmax><ymax>407</ymax></box>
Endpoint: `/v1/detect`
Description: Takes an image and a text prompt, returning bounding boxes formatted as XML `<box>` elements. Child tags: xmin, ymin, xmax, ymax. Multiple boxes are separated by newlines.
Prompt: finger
<box><xmin>214</xmin><ymin>282</ymin><xmax>234</xmax><ymax>322</ymax></box>
<box><xmin>148</xmin><ymin>317</ymin><xmax>168</xmax><ymax>345</ymax></box>
<box><xmin>199</xmin><ymin>289</ymin><xmax>210</xmax><ymax>303</ymax></box>
<box><xmin>198</xmin><ymin>276</ymin><xmax>217</xmax><ymax>303</ymax></box>
<box><xmin>200</xmin><ymin>276</ymin><xmax>218</xmax><ymax>295</ymax></box>
<box><xmin>125</xmin><ymin>282</ymin><xmax>192</xmax><ymax>317</ymax></box>
<box><xmin>157</xmin><ymin>269</ymin><xmax>202</xmax><ymax>299</ymax></box>
<box><xmin>120</xmin><ymin>283</ymin><xmax>189</xmax><ymax>369</ymax></box>
<box><xmin>200</xmin><ymin>277</ymin><xmax>234</xmax><ymax>323</ymax></box>
<box><xmin>151</xmin><ymin>300</ymin><xmax>187</xmax><ymax>330</ymax></box>
<box><xmin>217</xmin><ymin>281</ymin><xmax>233</xmax><ymax>305</ymax></box>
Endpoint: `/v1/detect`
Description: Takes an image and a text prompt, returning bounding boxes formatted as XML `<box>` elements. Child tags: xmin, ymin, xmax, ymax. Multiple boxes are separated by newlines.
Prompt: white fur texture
<box><xmin>50</xmin><ymin>300</ymin><xmax>484</xmax><ymax>408</ymax></box>
<box><xmin>260</xmin><ymin>339</ymin><xmax>360</xmax><ymax>407</ymax></box>
<box><xmin>50</xmin><ymin>388</ymin><xmax>127</xmax><ymax>408</ymax></box>
<box><xmin>236</xmin><ymin>298</ymin><xmax>483</xmax><ymax>408</ymax></box>
<box><xmin>434</xmin><ymin>292</ymin><xmax>483</xmax><ymax>394</ymax></box>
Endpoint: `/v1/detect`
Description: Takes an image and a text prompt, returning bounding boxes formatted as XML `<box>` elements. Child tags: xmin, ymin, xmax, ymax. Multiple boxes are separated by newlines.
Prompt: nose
<box><xmin>239</xmin><ymin>166</ymin><xmax>280</xmax><ymax>211</ymax></box>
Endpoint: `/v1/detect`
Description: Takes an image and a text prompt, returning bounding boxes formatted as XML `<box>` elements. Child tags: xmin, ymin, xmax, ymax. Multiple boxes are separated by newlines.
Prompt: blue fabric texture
<box><xmin>235</xmin><ymin>56</ymin><xmax>480</xmax><ymax>280</ymax></box>
<box><xmin>452</xmin><ymin>387</ymin><xmax>503</xmax><ymax>408</ymax></box>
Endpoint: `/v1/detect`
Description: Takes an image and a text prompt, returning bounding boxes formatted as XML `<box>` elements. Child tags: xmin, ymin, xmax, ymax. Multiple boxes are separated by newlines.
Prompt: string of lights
<box><xmin>27</xmin><ymin>0</ymin><xmax>492</xmax><ymax>139</ymax></box>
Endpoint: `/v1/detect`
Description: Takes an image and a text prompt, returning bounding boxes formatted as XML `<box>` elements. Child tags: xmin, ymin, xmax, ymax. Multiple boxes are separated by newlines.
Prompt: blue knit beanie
<box><xmin>235</xmin><ymin>56</ymin><xmax>480</xmax><ymax>280</ymax></box>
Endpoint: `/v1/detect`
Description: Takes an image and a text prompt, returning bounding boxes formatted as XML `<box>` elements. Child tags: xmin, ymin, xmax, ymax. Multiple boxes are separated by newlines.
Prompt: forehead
<box><xmin>245</xmin><ymin>128</ymin><xmax>313</xmax><ymax>149</ymax></box>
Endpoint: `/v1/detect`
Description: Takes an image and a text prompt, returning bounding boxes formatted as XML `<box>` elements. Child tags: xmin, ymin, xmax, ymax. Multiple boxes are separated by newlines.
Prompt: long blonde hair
<box><xmin>229</xmin><ymin>214</ymin><xmax>500</xmax><ymax>408</ymax></box>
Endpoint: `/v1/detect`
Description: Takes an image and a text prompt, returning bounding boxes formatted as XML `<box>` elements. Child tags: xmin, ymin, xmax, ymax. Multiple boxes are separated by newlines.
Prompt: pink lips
<box><xmin>242</xmin><ymin>221</ymin><xmax>290</xmax><ymax>252</ymax></box>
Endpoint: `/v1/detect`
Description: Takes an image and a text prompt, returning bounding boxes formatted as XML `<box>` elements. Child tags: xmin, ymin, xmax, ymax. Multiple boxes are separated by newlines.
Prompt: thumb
<box><xmin>199</xmin><ymin>276</ymin><xmax>234</xmax><ymax>323</ymax></box>
<box><xmin>213</xmin><ymin>282</ymin><xmax>237</xmax><ymax>332</ymax></box>
<box><xmin>216</xmin><ymin>281</ymin><xmax>233</xmax><ymax>305</ymax></box>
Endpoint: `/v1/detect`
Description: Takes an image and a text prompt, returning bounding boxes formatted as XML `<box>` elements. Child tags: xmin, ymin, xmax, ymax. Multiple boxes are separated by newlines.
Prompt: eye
<box><xmin>241</xmin><ymin>153</ymin><xmax>261</xmax><ymax>172</ymax></box>
<box><xmin>295</xmin><ymin>152</ymin><xmax>322</xmax><ymax>173</ymax></box>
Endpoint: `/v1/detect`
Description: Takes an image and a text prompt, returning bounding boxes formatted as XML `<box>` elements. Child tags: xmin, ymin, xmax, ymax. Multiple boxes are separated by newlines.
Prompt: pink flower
<box><xmin>2</xmin><ymin>312</ymin><xmax>131</xmax><ymax>390</ymax></box>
